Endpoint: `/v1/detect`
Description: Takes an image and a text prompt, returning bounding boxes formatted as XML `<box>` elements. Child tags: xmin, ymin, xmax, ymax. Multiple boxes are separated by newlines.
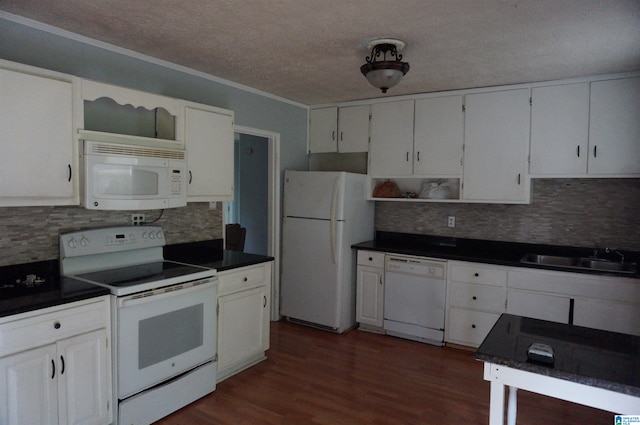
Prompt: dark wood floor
<box><xmin>155</xmin><ymin>320</ymin><xmax>611</xmax><ymax>424</ymax></box>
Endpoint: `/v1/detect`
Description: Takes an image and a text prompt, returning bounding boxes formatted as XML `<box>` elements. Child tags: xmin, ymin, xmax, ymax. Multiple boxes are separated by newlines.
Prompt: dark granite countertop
<box><xmin>475</xmin><ymin>314</ymin><xmax>640</xmax><ymax>397</ymax></box>
<box><xmin>163</xmin><ymin>239</ymin><xmax>274</xmax><ymax>272</ymax></box>
<box><xmin>1</xmin><ymin>239</ymin><xmax>272</xmax><ymax>319</ymax></box>
<box><xmin>352</xmin><ymin>231</ymin><xmax>640</xmax><ymax>279</ymax></box>
<box><xmin>0</xmin><ymin>260</ymin><xmax>110</xmax><ymax>318</ymax></box>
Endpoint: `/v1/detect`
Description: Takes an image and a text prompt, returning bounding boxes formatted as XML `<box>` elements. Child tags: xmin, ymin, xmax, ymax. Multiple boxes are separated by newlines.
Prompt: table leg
<box><xmin>507</xmin><ymin>386</ymin><xmax>518</xmax><ymax>425</ymax></box>
<box><xmin>489</xmin><ymin>380</ymin><xmax>506</xmax><ymax>425</ymax></box>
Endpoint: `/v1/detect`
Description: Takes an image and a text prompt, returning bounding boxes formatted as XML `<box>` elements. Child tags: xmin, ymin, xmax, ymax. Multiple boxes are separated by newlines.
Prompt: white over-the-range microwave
<box><xmin>82</xmin><ymin>140</ymin><xmax>187</xmax><ymax>210</ymax></box>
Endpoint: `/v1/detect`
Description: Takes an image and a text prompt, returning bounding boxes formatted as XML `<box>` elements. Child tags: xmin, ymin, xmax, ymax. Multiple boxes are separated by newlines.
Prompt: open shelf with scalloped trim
<box><xmin>368</xmin><ymin>178</ymin><xmax>461</xmax><ymax>202</ymax></box>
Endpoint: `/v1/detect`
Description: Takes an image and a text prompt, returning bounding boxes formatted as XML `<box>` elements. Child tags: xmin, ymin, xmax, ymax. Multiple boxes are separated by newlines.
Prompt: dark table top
<box><xmin>475</xmin><ymin>314</ymin><xmax>640</xmax><ymax>397</ymax></box>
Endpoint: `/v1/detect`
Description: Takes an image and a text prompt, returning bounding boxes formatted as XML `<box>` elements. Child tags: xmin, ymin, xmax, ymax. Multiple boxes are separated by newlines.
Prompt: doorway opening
<box><xmin>225</xmin><ymin>126</ymin><xmax>280</xmax><ymax>320</ymax></box>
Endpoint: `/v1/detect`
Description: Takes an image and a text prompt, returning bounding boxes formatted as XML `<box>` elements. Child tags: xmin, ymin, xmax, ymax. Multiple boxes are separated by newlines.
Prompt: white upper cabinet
<box><xmin>369</xmin><ymin>100</ymin><xmax>415</xmax><ymax>176</ymax></box>
<box><xmin>413</xmin><ymin>95</ymin><xmax>463</xmax><ymax>177</ymax></box>
<box><xmin>338</xmin><ymin>105</ymin><xmax>370</xmax><ymax>153</ymax></box>
<box><xmin>462</xmin><ymin>89</ymin><xmax>531</xmax><ymax>203</ymax></box>
<box><xmin>588</xmin><ymin>76</ymin><xmax>640</xmax><ymax>176</ymax></box>
<box><xmin>0</xmin><ymin>66</ymin><xmax>78</xmax><ymax>206</ymax></box>
<box><xmin>309</xmin><ymin>107</ymin><xmax>337</xmax><ymax>153</ymax></box>
<box><xmin>530</xmin><ymin>83</ymin><xmax>590</xmax><ymax>176</ymax></box>
<box><xmin>183</xmin><ymin>103</ymin><xmax>235</xmax><ymax>201</ymax></box>
<box><xmin>309</xmin><ymin>105</ymin><xmax>369</xmax><ymax>153</ymax></box>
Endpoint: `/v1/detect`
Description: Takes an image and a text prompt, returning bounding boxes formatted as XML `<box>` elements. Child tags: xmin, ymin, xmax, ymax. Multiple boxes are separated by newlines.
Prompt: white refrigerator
<box><xmin>280</xmin><ymin>170</ymin><xmax>374</xmax><ymax>333</ymax></box>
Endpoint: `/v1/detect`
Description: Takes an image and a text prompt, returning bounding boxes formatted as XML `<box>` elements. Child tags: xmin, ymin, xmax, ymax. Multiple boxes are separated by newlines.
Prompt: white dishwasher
<box><xmin>384</xmin><ymin>255</ymin><xmax>447</xmax><ymax>346</ymax></box>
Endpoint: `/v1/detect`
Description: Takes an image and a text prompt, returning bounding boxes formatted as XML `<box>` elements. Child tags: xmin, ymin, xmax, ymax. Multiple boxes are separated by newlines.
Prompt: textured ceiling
<box><xmin>1</xmin><ymin>0</ymin><xmax>639</xmax><ymax>105</ymax></box>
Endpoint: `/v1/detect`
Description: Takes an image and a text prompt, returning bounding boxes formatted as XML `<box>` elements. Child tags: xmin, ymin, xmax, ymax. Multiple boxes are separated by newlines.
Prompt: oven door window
<box><xmin>116</xmin><ymin>283</ymin><xmax>217</xmax><ymax>399</ymax></box>
<box><xmin>138</xmin><ymin>304</ymin><xmax>203</xmax><ymax>369</ymax></box>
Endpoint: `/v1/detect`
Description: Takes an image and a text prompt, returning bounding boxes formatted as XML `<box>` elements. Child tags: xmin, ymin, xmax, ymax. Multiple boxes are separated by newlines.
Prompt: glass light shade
<box><xmin>360</xmin><ymin>59</ymin><xmax>410</xmax><ymax>93</ymax></box>
<box><xmin>365</xmin><ymin>68</ymin><xmax>404</xmax><ymax>92</ymax></box>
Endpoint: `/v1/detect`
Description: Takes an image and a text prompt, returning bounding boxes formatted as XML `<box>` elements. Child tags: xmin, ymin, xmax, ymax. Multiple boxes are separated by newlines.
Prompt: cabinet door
<box><xmin>530</xmin><ymin>83</ymin><xmax>589</xmax><ymax>176</ymax></box>
<box><xmin>0</xmin><ymin>344</ymin><xmax>58</xmax><ymax>425</ymax></box>
<box><xmin>338</xmin><ymin>105</ymin><xmax>370</xmax><ymax>153</ymax></box>
<box><xmin>185</xmin><ymin>105</ymin><xmax>234</xmax><ymax>201</ymax></box>
<box><xmin>217</xmin><ymin>287</ymin><xmax>268</xmax><ymax>373</ymax></box>
<box><xmin>506</xmin><ymin>289</ymin><xmax>571</xmax><ymax>324</ymax></box>
<box><xmin>447</xmin><ymin>308</ymin><xmax>501</xmax><ymax>348</ymax></box>
<box><xmin>413</xmin><ymin>95</ymin><xmax>463</xmax><ymax>176</ymax></box>
<box><xmin>369</xmin><ymin>100</ymin><xmax>415</xmax><ymax>176</ymax></box>
<box><xmin>574</xmin><ymin>298</ymin><xmax>640</xmax><ymax>336</ymax></box>
<box><xmin>57</xmin><ymin>329</ymin><xmax>110</xmax><ymax>425</ymax></box>
<box><xmin>463</xmin><ymin>89</ymin><xmax>530</xmax><ymax>202</ymax></box>
<box><xmin>309</xmin><ymin>107</ymin><xmax>338</xmax><ymax>153</ymax></box>
<box><xmin>356</xmin><ymin>265</ymin><xmax>384</xmax><ymax>328</ymax></box>
<box><xmin>588</xmin><ymin>77</ymin><xmax>640</xmax><ymax>175</ymax></box>
<box><xmin>0</xmin><ymin>69</ymin><xmax>74</xmax><ymax>205</ymax></box>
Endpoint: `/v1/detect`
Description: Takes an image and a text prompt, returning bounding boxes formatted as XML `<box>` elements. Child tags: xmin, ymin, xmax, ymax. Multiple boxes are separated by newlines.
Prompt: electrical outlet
<box><xmin>131</xmin><ymin>214</ymin><xmax>146</xmax><ymax>225</ymax></box>
<box><xmin>447</xmin><ymin>216</ymin><xmax>456</xmax><ymax>228</ymax></box>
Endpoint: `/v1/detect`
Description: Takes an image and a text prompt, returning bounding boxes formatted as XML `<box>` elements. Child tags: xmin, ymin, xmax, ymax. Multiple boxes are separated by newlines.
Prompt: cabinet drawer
<box><xmin>447</xmin><ymin>308</ymin><xmax>501</xmax><ymax>348</ymax></box>
<box><xmin>0</xmin><ymin>297</ymin><xmax>109</xmax><ymax>357</ymax></box>
<box><xmin>357</xmin><ymin>250</ymin><xmax>385</xmax><ymax>268</ymax></box>
<box><xmin>448</xmin><ymin>282</ymin><xmax>505</xmax><ymax>312</ymax></box>
<box><xmin>449</xmin><ymin>263</ymin><xmax>507</xmax><ymax>287</ymax></box>
<box><xmin>217</xmin><ymin>263</ymin><xmax>267</xmax><ymax>295</ymax></box>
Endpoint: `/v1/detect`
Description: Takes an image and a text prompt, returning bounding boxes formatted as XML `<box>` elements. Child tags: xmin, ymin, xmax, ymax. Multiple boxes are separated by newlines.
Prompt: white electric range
<box><xmin>60</xmin><ymin>226</ymin><xmax>218</xmax><ymax>425</ymax></box>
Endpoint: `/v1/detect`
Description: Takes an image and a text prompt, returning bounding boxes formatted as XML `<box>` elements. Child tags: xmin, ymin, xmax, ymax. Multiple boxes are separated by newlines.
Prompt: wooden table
<box><xmin>475</xmin><ymin>314</ymin><xmax>640</xmax><ymax>425</ymax></box>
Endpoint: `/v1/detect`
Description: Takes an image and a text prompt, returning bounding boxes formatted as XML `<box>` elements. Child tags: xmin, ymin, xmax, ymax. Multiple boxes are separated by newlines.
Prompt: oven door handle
<box><xmin>118</xmin><ymin>278</ymin><xmax>217</xmax><ymax>308</ymax></box>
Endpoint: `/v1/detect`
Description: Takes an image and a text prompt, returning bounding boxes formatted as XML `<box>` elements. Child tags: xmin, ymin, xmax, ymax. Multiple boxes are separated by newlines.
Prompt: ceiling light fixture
<box><xmin>360</xmin><ymin>38</ymin><xmax>410</xmax><ymax>93</ymax></box>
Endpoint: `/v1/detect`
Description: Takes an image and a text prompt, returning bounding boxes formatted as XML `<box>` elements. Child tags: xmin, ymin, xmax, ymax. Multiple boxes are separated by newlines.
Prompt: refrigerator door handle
<box><xmin>330</xmin><ymin>177</ymin><xmax>340</xmax><ymax>264</ymax></box>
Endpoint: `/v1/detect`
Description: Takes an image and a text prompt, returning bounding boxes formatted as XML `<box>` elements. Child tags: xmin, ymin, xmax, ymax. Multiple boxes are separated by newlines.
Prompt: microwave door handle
<box><xmin>118</xmin><ymin>279</ymin><xmax>216</xmax><ymax>308</ymax></box>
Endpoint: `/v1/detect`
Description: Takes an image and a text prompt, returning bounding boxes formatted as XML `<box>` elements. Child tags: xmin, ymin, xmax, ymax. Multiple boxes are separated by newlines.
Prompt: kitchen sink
<box><xmin>520</xmin><ymin>254</ymin><xmax>580</xmax><ymax>267</ymax></box>
<box><xmin>520</xmin><ymin>253</ymin><xmax>637</xmax><ymax>274</ymax></box>
<box><xmin>578</xmin><ymin>258</ymin><xmax>638</xmax><ymax>273</ymax></box>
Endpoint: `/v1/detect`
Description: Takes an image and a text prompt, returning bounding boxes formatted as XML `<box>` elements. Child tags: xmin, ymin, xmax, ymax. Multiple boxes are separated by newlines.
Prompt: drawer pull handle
<box><xmin>263</xmin><ymin>296</ymin><xmax>267</xmax><ymax>308</ymax></box>
<box><xmin>54</xmin><ymin>321</ymin><xmax>61</xmax><ymax>329</ymax></box>
<box><xmin>472</xmin><ymin>296</ymin><xmax>477</xmax><ymax>300</ymax></box>
<box><xmin>474</xmin><ymin>273</ymin><xmax>479</xmax><ymax>277</ymax></box>
<box><xmin>471</xmin><ymin>324</ymin><xmax>476</xmax><ymax>329</ymax></box>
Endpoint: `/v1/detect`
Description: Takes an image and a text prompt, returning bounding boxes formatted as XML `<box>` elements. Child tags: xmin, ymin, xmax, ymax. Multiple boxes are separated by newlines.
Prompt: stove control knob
<box><xmin>68</xmin><ymin>238</ymin><xmax>77</xmax><ymax>249</ymax></box>
<box><xmin>149</xmin><ymin>232</ymin><xmax>156</xmax><ymax>240</ymax></box>
<box><xmin>156</xmin><ymin>231</ymin><xmax>163</xmax><ymax>239</ymax></box>
<box><xmin>80</xmin><ymin>237</ymin><xmax>89</xmax><ymax>247</ymax></box>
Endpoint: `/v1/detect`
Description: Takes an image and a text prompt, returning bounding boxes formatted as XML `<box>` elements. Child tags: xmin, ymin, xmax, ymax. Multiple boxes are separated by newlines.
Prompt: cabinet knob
<box><xmin>474</xmin><ymin>273</ymin><xmax>479</xmax><ymax>277</ymax></box>
<box><xmin>471</xmin><ymin>324</ymin><xmax>476</xmax><ymax>329</ymax></box>
<box><xmin>243</xmin><ymin>277</ymin><xmax>248</xmax><ymax>282</ymax></box>
<box><xmin>53</xmin><ymin>321</ymin><xmax>61</xmax><ymax>329</ymax></box>
<box><xmin>368</xmin><ymin>257</ymin><xmax>373</xmax><ymax>261</ymax></box>
<box><xmin>472</xmin><ymin>296</ymin><xmax>477</xmax><ymax>300</ymax></box>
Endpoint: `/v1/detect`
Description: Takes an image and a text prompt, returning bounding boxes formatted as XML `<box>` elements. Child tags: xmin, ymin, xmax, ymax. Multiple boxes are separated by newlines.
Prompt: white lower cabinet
<box><xmin>445</xmin><ymin>261</ymin><xmax>507</xmax><ymax>348</ymax></box>
<box><xmin>447</xmin><ymin>308</ymin><xmax>502</xmax><ymax>347</ymax></box>
<box><xmin>573</xmin><ymin>298</ymin><xmax>640</xmax><ymax>336</ymax></box>
<box><xmin>355</xmin><ymin>251</ymin><xmax>385</xmax><ymax>332</ymax></box>
<box><xmin>506</xmin><ymin>289</ymin><xmax>571</xmax><ymax>324</ymax></box>
<box><xmin>0</xmin><ymin>297</ymin><xmax>111</xmax><ymax>425</ymax></box>
<box><xmin>216</xmin><ymin>262</ymin><xmax>272</xmax><ymax>382</ymax></box>
<box><xmin>507</xmin><ymin>268</ymin><xmax>640</xmax><ymax>336</ymax></box>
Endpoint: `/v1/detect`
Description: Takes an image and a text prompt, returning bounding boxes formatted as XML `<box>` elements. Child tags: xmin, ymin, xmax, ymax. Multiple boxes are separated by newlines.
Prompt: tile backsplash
<box><xmin>376</xmin><ymin>178</ymin><xmax>640</xmax><ymax>251</ymax></box>
<box><xmin>0</xmin><ymin>203</ymin><xmax>222</xmax><ymax>266</ymax></box>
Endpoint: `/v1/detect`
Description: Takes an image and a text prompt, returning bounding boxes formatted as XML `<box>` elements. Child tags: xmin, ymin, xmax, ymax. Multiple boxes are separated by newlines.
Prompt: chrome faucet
<box><xmin>615</xmin><ymin>250</ymin><xmax>625</xmax><ymax>263</ymax></box>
